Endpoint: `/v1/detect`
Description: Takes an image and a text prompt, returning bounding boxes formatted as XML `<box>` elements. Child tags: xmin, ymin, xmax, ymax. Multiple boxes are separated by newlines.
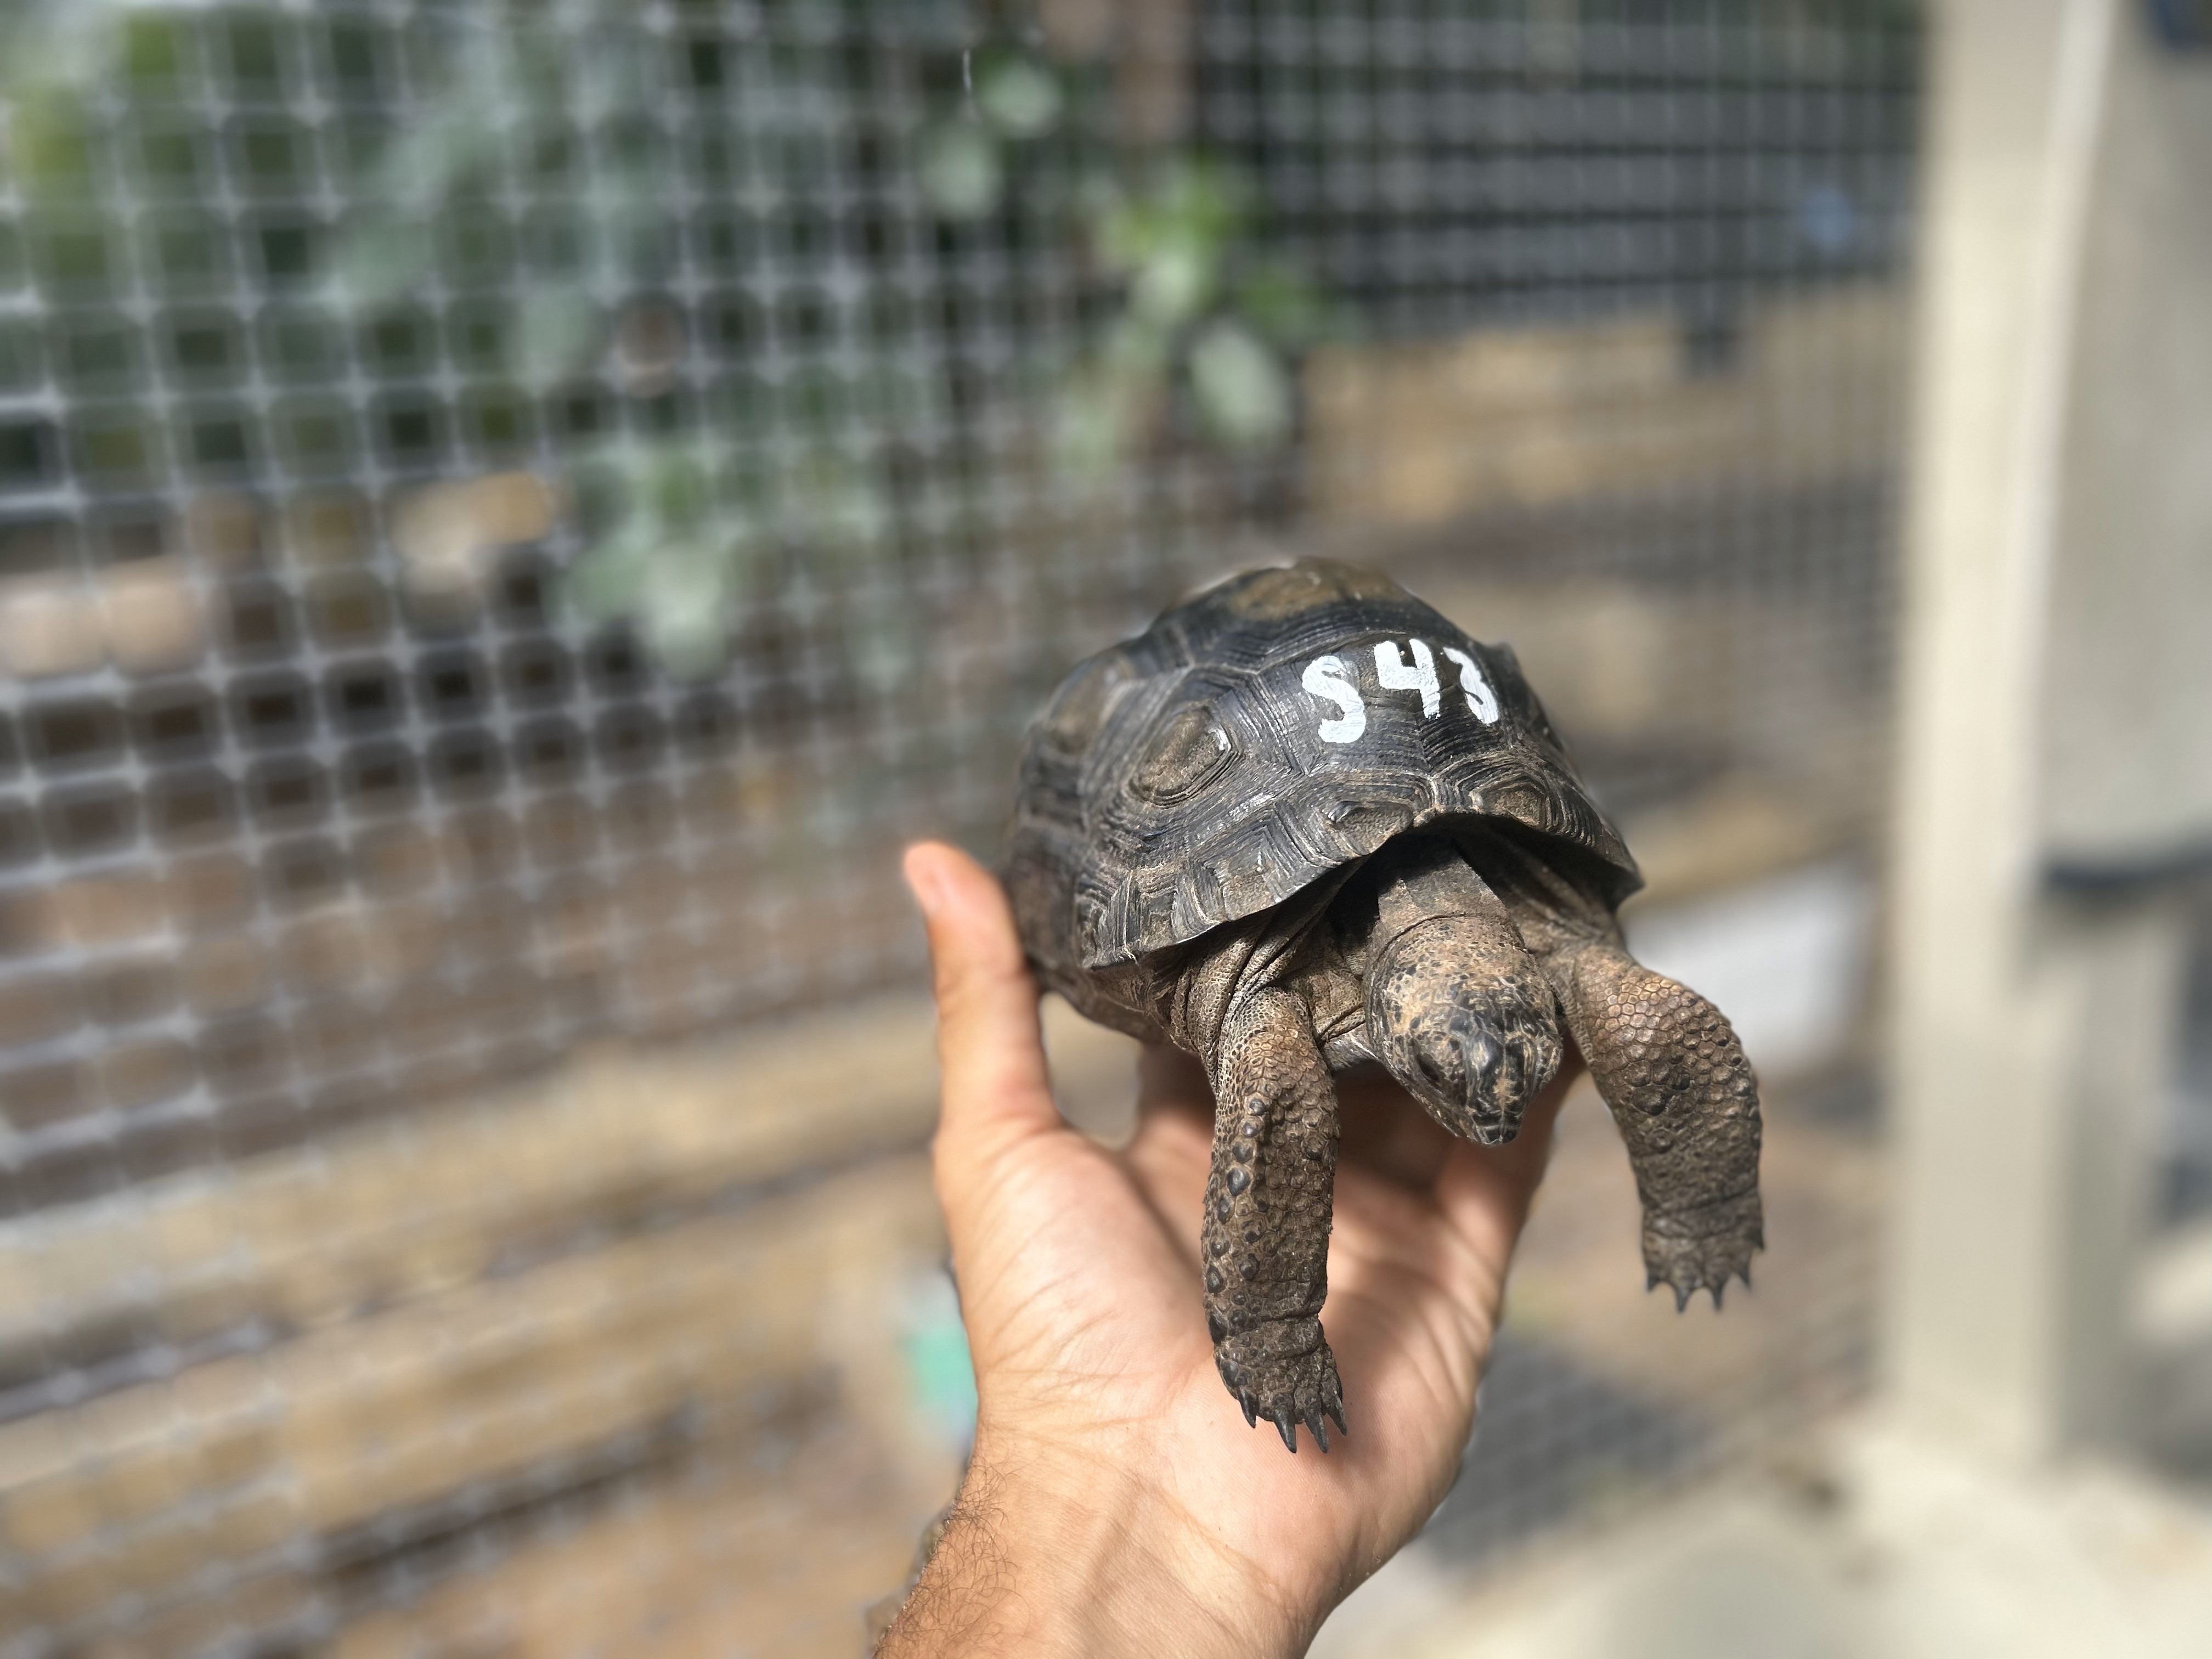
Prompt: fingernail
<box><xmin>902</xmin><ymin>848</ymin><xmax>946</xmax><ymax>918</ymax></box>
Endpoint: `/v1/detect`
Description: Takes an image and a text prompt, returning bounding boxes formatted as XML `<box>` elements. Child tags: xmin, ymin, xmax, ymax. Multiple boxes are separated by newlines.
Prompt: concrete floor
<box><xmin>1311</xmin><ymin>1417</ymin><xmax>2212</xmax><ymax>1659</ymax></box>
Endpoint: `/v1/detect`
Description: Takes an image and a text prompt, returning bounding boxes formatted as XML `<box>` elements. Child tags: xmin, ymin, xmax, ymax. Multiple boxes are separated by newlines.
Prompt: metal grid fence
<box><xmin>0</xmin><ymin>3</ymin><xmax>1921</xmax><ymax>1653</ymax></box>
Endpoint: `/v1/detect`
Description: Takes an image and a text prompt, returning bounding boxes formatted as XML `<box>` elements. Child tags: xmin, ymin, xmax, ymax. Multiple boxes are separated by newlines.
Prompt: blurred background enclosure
<box><xmin>12</xmin><ymin>0</ymin><xmax>2169</xmax><ymax>1653</ymax></box>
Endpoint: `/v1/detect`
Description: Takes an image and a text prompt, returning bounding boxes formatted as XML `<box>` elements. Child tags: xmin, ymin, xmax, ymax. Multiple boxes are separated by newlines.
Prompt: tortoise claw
<box><xmin>1645</xmin><ymin>1189</ymin><xmax>1764</xmax><ymax>1314</ymax></box>
<box><xmin>1215</xmin><ymin>1326</ymin><xmax>1342</xmax><ymax>1453</ymax></box>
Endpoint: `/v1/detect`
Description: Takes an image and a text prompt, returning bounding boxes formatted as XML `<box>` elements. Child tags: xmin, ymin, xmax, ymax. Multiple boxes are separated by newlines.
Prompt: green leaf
<box><xmin>1189</xmin><ymin>319</ymin><xmax>1293</xmax><ymax>453</ymax></box>
<box><xmin>515</xmin><ymin>287</ymin><xmax>601</xmax><ymax>385</ymax></box>
<box><xmin>8</xmin><ymin>89</ymin><xmax>99</xmax><ymax>200</ymax></box>
<box><xmin>1235</xmin><ymin>260</ymin><xmax>1330</xmax><ymax>350</ymax></box>
<box><xmin>1148</xmin><ymin>159</ymin><xmax>1246</xmax><ymax>253</ymax></box>
<box><xmin>919</xmin><ymin>121</ymin><xmax>1003</xmax><ymax>220</ymax></box>
<box><xmin>567</xmin><ymin>527</ymin><xmax>654</xmax><ymax>622</ymax></box>
<box><xmin>1091</xmin><ymin>159</ymin><xmax>1252</xmax><ymax>325</ymax></box>
<box><xmin>1053</xmin><ymin>356</ymin><xmax>1161</xmax><ymax>483</ymax></box>
<box><xmin>1130</xmin><ymin>239</ymin><xmax>1215</xmax><ymax>327</ymax></box>
<box><xmin>1101</xmin><ymin>312</ymin><xmax>1172</xmax><ymax>375</ymax></box>
<box><xmin>639</xmin><ymin>545</ymin><xmax>736</xmax><ymax>678</ymax></box>
<box><xmin>974</xmin><ymin>50</ymin><xmax>1063</xmax><ymax>139</ymax></box>
<box><xmin>1054</xmin><ymin>373</ymin><xmax>1127</xmax><ymax>481</ymax></box>
<box><xmin>330</xmin><ymin>217</ymin><xmax>435</xmax><ymax>307</ymax></box>
<box><xmin>640</xmin><ymin>446</ymin><xmax>716</xmax><ymax>530</ymax></box>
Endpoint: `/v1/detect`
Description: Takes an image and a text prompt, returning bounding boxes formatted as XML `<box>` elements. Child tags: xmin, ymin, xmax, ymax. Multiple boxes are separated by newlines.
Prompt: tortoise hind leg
<box><xmin>1203</xmin><ymin>985</ymin><xmax>1346</xmax><ymax>1453</ymax></box>
<box><xmin>1555</xmin><ymin>942</ymin><xmax>1764</xmax><ymax>1309</ymax></box>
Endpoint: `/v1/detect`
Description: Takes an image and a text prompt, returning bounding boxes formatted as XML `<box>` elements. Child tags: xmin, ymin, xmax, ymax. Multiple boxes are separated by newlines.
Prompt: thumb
<box><xmin>903</xmin><ymin>843</ymin><xmax>1061</xmax><ymax>1173</ymax></box>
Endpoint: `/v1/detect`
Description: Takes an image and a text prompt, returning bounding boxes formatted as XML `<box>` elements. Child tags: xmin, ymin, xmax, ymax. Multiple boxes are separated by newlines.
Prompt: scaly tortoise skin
<box><xmin>1004</xmin><ymin>561</ymin><xmax>1762</xmax><ymax>1453</ymax></box>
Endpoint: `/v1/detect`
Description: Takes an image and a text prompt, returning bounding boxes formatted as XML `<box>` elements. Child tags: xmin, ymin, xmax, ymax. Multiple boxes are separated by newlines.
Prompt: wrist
<box><xmin>881</xmin><ymin>1429</ymin><xmax>1314</xmax><ymax>1659</ymax></box>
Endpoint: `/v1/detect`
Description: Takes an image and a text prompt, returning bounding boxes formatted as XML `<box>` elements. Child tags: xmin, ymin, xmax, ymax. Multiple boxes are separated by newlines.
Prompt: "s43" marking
<box><xmin>1302</xmin><ymin>638</ymin><xmax>1498</xmax><ymax>744</ymax></box>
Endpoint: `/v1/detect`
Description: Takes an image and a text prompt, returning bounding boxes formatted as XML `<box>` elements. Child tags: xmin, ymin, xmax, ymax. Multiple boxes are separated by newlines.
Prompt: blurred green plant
<box><xmin>899</xmin><ymin>1265</ymin><xmax>980</xmax><ymax>1453</ymax></box>
<box><xmin>0</xmin><ymin>3</ymin><xmax>1336</xmax><ymax>680</ymax></box>
<box><xmin>565</xmin><ymin>444</ymin><xmax>753</xmax><ymax>681</ymax></box>
<box><xmin>918</xmin><ymin>40</ymin><xmax>1338</xmax><ymax>483</ymax></box>
<box><xmin>0</xmin><ymin>1</ymin><xmax>895</xmax><ymax>681</ymax></box>
<box><xmin>565</xmin><ymin>439</ymin><xmax>896</xmax><ymax>682</ymax></box>
<box><xmin>918</xmin><ymin>44</ymin><xmax>1065</xmax><ymax>218</ymax></box>
<box><xmin>1060</xmin><ymin>159</ymin><xmax>1334</xmax><ymax>476</ymax></box>
<box><xmin>326</xmin><ymin>19</ymin><xmax>606</xmax><ymax>382</ymax></box>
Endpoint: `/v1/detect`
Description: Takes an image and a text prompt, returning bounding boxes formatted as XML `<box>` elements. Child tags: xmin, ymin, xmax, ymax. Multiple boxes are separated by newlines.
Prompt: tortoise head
<box><xmin>1363</xmin><ymin>909</ymin><xmax>1564</xmax><ymax>1147</ymax></box>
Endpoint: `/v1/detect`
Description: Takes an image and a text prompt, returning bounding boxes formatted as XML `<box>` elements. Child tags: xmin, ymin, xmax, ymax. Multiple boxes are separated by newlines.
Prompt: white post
<box><xmin>1886</xmin><ymin>0</ymin><xmax>2211</xmax><ymax>1459</ymax></box>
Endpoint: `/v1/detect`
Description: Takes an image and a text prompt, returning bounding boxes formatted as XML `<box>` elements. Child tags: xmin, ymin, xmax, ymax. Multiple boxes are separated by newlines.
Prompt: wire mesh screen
<box><xmin>0</xmin><ymin>3</ymin><xmax>1920</xmax><ymax>1653</ymax></box>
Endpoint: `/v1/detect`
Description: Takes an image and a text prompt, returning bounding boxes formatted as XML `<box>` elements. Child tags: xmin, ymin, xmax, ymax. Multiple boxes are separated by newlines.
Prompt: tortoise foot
<box><xmin>1643</xmin><ymin>1188</ymin><xmax>1764</xmax><ymax>1311</ymax></box>
<box><xmin>1214</xmin><ymin>1319</ymin><xmax>1346</xmax><ymax>1453</ymax></box>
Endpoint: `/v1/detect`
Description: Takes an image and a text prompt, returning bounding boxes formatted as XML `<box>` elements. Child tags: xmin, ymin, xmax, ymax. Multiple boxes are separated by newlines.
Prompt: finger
<box><xmin>903</xmin><ymin>843</ymin><xmax>1060</xmax><ymax>1169</ymax></box>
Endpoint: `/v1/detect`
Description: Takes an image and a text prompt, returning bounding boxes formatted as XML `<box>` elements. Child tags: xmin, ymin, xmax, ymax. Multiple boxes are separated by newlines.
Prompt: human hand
<box><xmin>878</xmin><ymin>843</ymin><xmax>1573</xmax><ymax>1659</ymax></box>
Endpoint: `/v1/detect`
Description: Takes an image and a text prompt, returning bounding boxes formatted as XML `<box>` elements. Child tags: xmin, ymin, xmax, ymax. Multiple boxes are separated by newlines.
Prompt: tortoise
<box><xmin>1004</xmin><ymin>561</ymin><xmax>1763</xmax><ymax>1454</ymax></box>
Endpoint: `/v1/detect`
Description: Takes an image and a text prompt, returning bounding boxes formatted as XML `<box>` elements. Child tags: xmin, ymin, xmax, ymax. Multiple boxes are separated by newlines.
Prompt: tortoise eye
<box><xmin>1129</xmin><ymin>704</ymin><xmax>1237</xmax><ymax>804</ymax></box>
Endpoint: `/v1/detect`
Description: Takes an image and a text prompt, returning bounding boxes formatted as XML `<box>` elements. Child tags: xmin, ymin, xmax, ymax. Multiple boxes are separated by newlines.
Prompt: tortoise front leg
<box><xmin>1539</xmin><ymin>942</ymin><xmax>1760</xmax><ymax>1309</ymax></box>
<box><xmin>1203</xmin><ymin>985</ymin><xmax>1346</xmax><ymax>1453</ymax></box>
<box><xmin>1455</xmin><ymin>826</ymin><xmax>1763</xmax><ymax>1307</ymax></box>
<box><xmin>1553</xmin><ymin>941</ymin><xmax>1764</xmax><ymax>1308</ymax></box>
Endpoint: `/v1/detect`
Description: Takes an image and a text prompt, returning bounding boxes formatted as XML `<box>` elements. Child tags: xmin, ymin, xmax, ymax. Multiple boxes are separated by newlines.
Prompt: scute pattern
<box><xmin>1130</xmin><ymin>704</ymin><xmax>1238</xmax><ymax>804</ymax></box>
<box><xmin>1005</xmin><ymin>560</ymin><xmax>1639</xmax><ymax>1003</ymax></box>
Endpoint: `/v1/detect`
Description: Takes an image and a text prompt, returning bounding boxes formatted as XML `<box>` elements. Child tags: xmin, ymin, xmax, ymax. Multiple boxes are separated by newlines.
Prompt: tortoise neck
<box><xmin>1449</xmin><ymin>825</ymin><xmax>1620</xmax><ymax>963</ymax></box>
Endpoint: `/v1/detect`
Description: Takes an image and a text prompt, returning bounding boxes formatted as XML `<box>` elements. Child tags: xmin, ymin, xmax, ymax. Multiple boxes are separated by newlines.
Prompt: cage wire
<box><xmin>0</xmin><ymin>2</ymin><xmax>1921</xmax><ymax>1654</ymax></box>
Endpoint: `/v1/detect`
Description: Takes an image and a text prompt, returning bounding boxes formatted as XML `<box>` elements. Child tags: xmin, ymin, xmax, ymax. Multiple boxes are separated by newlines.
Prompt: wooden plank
<box><xmin>0</xmin><ymin>987</ymin><xmax>1142</xmax><ymax>1387</ymax></box>
<box><xmin>0</xmin><ymin>993</ymin><xmax>945</xmax><ymax>1378</ymax></box>
<box><xmin>0</xmin><ymin>900</ymin><xmax>1135</xmax><ymax>1645</ymax></box>
<box><xmin>1306</xmin><ymin>284</ymin><xmax>1906</xmax><ymax>529</ymax></box>
<box><xmin>330</xmin><ymin>1412</ymin><xmax>927</xmax><ymax>1659</ymax></box>
<box><xmin>0</xmin><ymin>1159</ymin><xmax>943</xmax><ymax>1634</ymax></box>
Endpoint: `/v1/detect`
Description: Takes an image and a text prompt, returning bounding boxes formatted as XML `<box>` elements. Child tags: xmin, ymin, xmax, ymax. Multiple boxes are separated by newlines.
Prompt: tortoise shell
<box><xmin>1007</xmin><ymin>561</ymin><xmax>1638</xmax><ymax>1004</ymax></box>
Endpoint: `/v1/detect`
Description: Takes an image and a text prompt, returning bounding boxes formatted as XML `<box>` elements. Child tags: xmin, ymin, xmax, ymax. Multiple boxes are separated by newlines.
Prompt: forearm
<box><xmin>876</xmin><ymin>1438</ymin><xmax>1312</xmax><ymax>1659</ymax></box>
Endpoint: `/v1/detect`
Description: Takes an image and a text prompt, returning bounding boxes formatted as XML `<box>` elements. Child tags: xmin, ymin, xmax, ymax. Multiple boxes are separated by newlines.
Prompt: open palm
<box><xmin>901</xmin><ymin>842</ymin><xmax>1570</xmax><ymax>1656</ymax></box>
